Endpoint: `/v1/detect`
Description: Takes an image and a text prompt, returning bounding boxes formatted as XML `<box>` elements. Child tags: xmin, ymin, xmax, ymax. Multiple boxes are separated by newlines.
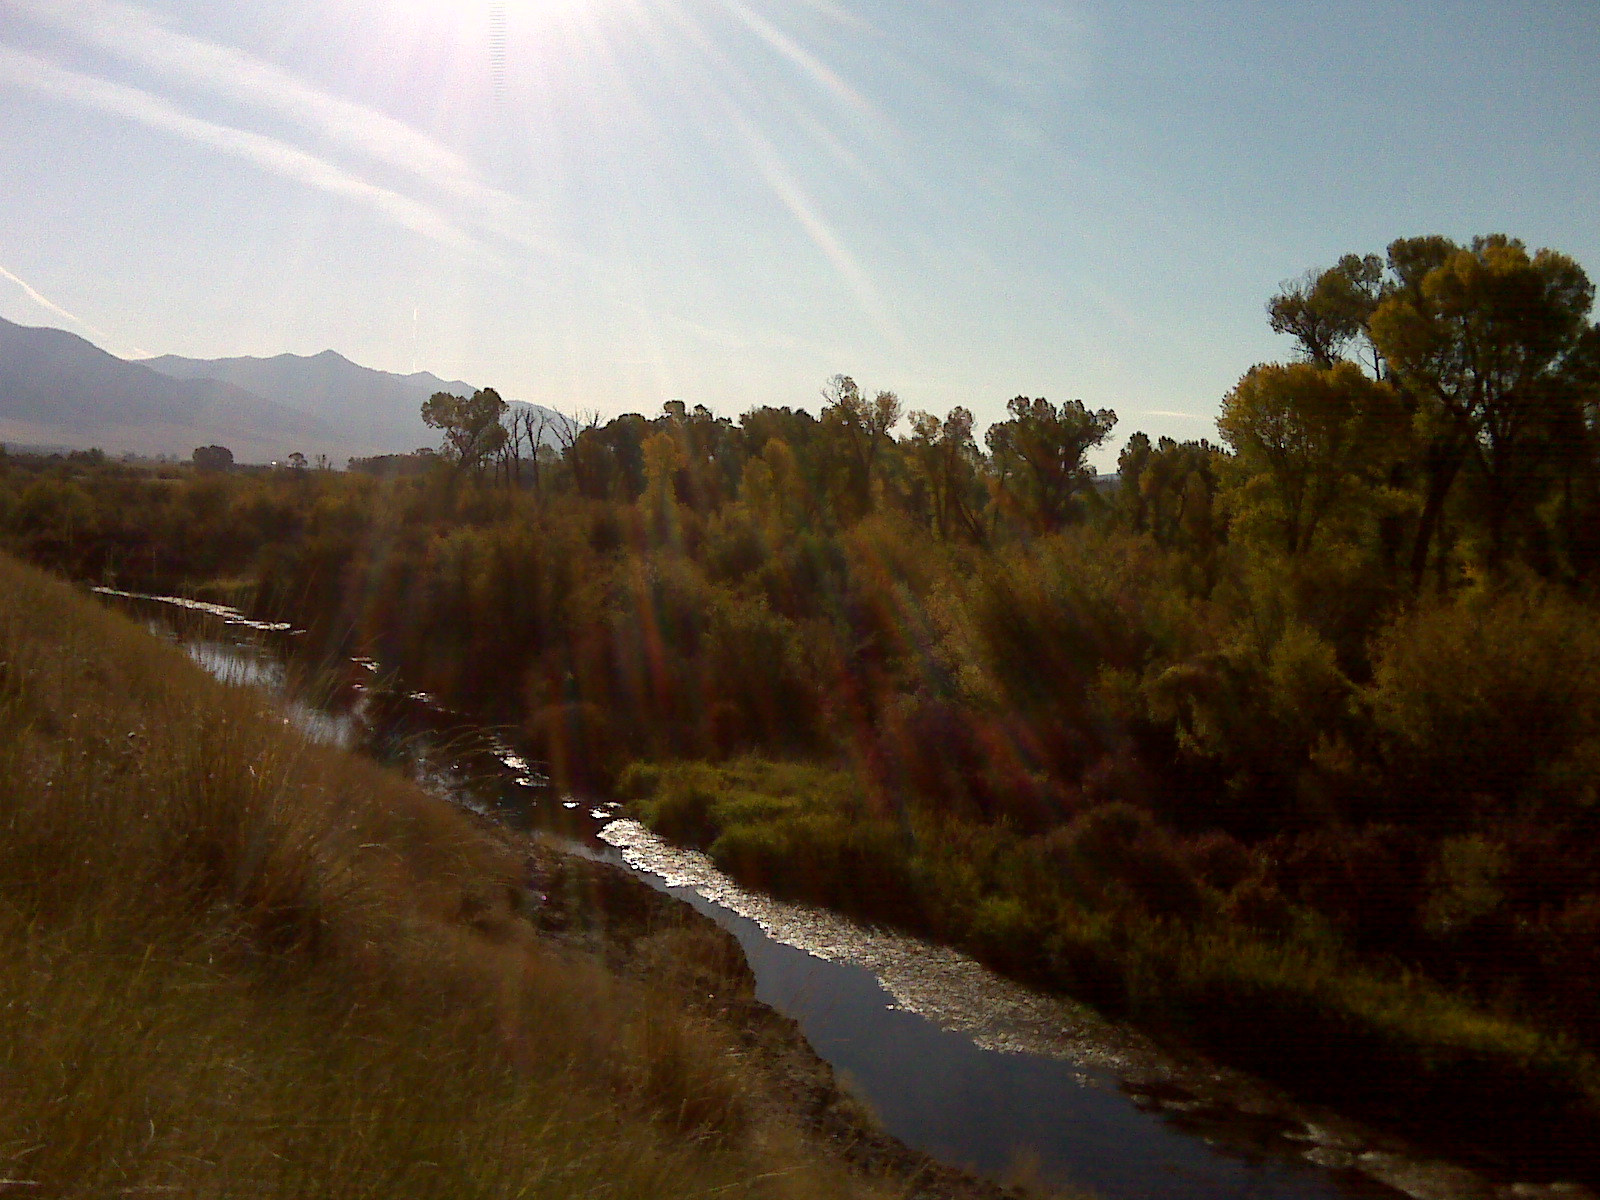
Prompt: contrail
<box><xmin>0</xmin><ymin>44</ymin><xmax>485</xmax><ymax>256</ymax></box>
<box><xmin>9</xmin><ymin>0</ymin><xmax>524</xmax><ymax>223</ymax></box>
<box><xmin>0</xmin><ymin>260</ymin><xmax>148</xmax><ymax>355</ymax></box>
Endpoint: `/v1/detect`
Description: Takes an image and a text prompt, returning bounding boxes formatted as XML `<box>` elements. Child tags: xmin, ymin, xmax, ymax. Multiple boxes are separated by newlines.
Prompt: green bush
<box><xmin>1367</xmin><ymin>582</ymin><xmax>1600</xmax><ymax>822</ymax></box>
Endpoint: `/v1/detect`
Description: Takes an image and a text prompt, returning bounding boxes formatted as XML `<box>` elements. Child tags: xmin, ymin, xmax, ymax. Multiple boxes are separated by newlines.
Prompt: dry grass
<box><xmin>0</xmin><ymin>551</ymin><xmax>888</xmax><ymax>1199</ymax></box>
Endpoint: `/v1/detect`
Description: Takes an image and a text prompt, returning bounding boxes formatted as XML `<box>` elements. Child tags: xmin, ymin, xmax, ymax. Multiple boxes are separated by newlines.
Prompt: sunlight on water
<box><xmin>600</xmin><ymin>816</ymin><xmax>1142</xmax><ymax>1069</ymax></box>
<box><xmin>599</xmin><ymin>818</ymin><xmax>1590</xmax><ymax>1200</ymax></box>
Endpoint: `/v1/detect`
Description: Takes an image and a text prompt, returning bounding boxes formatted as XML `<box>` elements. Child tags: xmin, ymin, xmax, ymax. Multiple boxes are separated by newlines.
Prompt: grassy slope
<box><xmin>0</xmin><ymin>552</ymin><xmax>892</xmax><ymax>1200</ymax></box>
<box><xmin>621</xmin><ymin>757</ymin><xmax>1600</xmax><ymax>1180</ymax></box>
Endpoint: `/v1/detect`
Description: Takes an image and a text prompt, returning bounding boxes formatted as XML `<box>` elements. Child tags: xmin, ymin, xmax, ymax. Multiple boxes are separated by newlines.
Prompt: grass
<box><xmin>620</xmin><ymin>756</ymin><xmax>1600</xmax><ymax>1178</ymax></box>
<box><xmin>0</xmin><ymin>552</ymin><xmax>898</xmax><ymax>1200</ymax></box>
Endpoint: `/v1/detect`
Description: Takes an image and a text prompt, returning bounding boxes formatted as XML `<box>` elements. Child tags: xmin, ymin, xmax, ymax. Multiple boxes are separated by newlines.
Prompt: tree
<box><xmin>821</xmin><ymin>374</ymin><xmax>902</xmax><ymax>518</ymax></box>
<box><xmin>1117</xmin><ymin>432</ymin><xmax>1154</xmax><ymax>534</ymax></box>
<box><xmin>1370</xmin><ymin>236</ymin><xmax>1596</xmax><ymax>573</ymax></box>
<box><xmin>286</xmin><ymin>451</ymin><xmax>308</xmax><ymax>472</ymax></box>
<box><xmin>1268</xmin><ymin>235</ymin><xmax>1599</xmax><ymax>584</ymax></box>
<box><xmin>504</xmin><ymin>405</ymin><xmax>555</xmax><ymax>495</ymax></box>
<box><xmin>1217</xmin><ymin>362</ymin><xmax>1408</xmax><ymax>558</ymax></box>
<box><xmin>985</xmin><ymin>396</ymin><xmax>1116</xmax><ymax>533</ymax></box>
<box><xmin>421</xmin><ymin>388</ymin><xmax>509</xmax><ymax>480</ymax></box>
<box><xmin>907</xmin><ymin>407</ymin><xmax>985</xmax><ymax>542</ymax></box>
<box><xmin>192</xmin><ymin>445</ymin><xmax>233</xmax><ymax>472</ymax></box>
<box><xmin>1120</xmin><ymin>435</ymin><xmax>1223</xmax><ymax>553</ymax></box>
<box><xmin>640</xmin><ymin>430</ymin><xmax>687</xmax><ymax>542</ymax></box>
<box><xmin>1268</xmin><ymin>254</ymin><xmax>1386</xmax><ymax>372</ymax></box>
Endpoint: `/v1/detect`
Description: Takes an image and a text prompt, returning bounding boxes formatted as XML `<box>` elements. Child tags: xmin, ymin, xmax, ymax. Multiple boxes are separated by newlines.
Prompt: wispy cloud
<box><xmin>0</xmin><ymin>259</ymin><xmax>148</xmax><ymax>355</ymax></box>
<box><xmin>0</xmin><ymin>44</ymin><xmax>483</xmax><ymax>254</ymax></box>
<box><xmin>1143</xmin><ymin>410</ymin><xmax>1210</xmax><ymax>420</ymax></box>
<box><xmin>722</xmin><ymin>0</ymin><xmax>881</xmax><ymax>125</ymax></box>
<box><xmin>10</xmin><ymin>0</ymin><xmax>521</xmax><ymax>219</ymax></box>
<box><xmin>721</xmin><ymin>103</ymin><xmax>902</xmax><ymax>348</ymax></box>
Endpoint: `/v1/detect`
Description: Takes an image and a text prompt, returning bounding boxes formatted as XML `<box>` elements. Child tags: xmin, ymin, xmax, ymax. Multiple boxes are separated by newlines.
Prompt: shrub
<box><xmin>1182</xmin><ymin>829</ymin><xmax>1258</xmax><ymax>894</ymax></box>
<box><xmin>1268</xmin><ymin>825</ymin><xmax>1426</xmax><ymax>952</ymax></box>
<box><xmin>1040</xmin><ymin>803</ymin><xmax>1204</xmax><ymax>920</ymax></box>
<box><xmin>1367</xmin><ymin>583</ymin><xmax>1600</xmax><ymax>823</ymax></box>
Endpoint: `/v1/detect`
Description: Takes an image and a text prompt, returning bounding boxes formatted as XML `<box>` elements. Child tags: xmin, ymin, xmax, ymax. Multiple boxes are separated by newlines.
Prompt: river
<box><xmin>97</xmin><ymin>585</ymin><xmax>1587</xmax><ymax>1200</ymax></box>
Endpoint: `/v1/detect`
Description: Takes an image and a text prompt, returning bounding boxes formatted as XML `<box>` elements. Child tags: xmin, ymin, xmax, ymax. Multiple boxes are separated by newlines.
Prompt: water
<box><xmin>99</xmin><ymin>586</ymin><xmax>1581</xmax><ymax>1200</ymax></box>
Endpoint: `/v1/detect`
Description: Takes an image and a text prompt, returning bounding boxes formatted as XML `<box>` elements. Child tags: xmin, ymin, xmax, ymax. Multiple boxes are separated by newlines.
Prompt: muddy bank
<box><xmin>520</xmin><ymin>839</ymin><xmax>1026</xmax><ymax>1200</ymax></box>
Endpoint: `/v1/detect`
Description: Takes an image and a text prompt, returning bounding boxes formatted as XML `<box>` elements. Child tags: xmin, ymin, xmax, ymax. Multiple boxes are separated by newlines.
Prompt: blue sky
<box><xmin>1</xmin><ymin>0</ymin><xmax>1596</xmax><ymax>467</ymax></box>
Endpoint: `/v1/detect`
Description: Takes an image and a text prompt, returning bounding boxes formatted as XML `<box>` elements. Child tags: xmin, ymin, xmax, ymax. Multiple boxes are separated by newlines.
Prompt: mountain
<box><xmin>0</xmin><ymin>320</ymin><xmax>567</xmax><ymax>464</ymax></box>
<box><xmin>0</xmin><ymin>317</ymin><xmax>334</xmax><ymax>463</ymax></box>
<box><xmin>142</xmin><ymin>350</ymin><xmax>483</xmax><ymax>457</ymax></box>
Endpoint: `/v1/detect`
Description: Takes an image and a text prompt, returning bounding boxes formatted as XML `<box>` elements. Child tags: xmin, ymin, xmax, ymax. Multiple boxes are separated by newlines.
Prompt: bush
<box><xmin>1268</xmin><ymin>825</ymin><xmax>1426</xmax><ymax>952</ymax></box>
<box><xmin>1039</xmin><ymin>803</ymin><xmax>1204</xmax><ymax>920</ymax></box>
<box><xmin>1367</xmin><ymin>583</ymin><xmax>1600</xmax><ymax>823</ymax></box>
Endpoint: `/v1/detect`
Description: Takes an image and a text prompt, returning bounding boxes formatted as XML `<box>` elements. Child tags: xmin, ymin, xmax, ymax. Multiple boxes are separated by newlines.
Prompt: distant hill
<box><xmin>0</xmin><ymin>319</ymin><xmax>566</xmax><ymax>464</ymax></box>
<box><xmin>144</xmin><ymin>350</ymin><xmax>566</xmax><ymax>456</ymax></box>
<box><xmin>0</xmin><ymin>317</ymin><xmax>334</xmax><ymax>463</ymax></box>
<box><xmin>143</xmin><ymin>350</ymin><xmax>478</xmax><ymax>457</ymax></box>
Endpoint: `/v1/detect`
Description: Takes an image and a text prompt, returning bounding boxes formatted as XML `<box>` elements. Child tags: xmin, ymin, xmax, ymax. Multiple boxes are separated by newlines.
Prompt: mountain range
<box><xmin>0</xmin><ymin>316</ymin><xmax>557</xmax><ymax>464</ymax></box>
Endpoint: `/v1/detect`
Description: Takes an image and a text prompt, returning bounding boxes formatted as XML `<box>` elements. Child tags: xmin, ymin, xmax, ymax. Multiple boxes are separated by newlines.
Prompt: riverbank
<box><xmin>620</xmin><ymin>757</ymin><xmax>1600</xmax><ymax>1185</ymax></box>
<box><xmin>0</xmin><ymin>551</ymin><xmax>1027</xmax><ymax>1200</ymax></box>
<box><xmin>520</xmin><ymin>840</ymin><xmax>1034</xmax><ymax>1199</ymax></box>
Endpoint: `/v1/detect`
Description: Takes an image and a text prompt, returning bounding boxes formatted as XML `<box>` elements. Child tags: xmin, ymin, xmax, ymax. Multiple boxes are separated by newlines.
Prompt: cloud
<box><xmin>0</xmin><ymin>44</ymin><xmax>484</xmax><ymax>254</ymax></box>
<box><xmin>1142</xmin><ymin>410</ymin><xmax>1210</xmax><ymax>420</ymax></box>
<box><xmin>721</xmin><ymin>103</ymin><xmax>903</xmax><ymax>347</ymax></box>
<box><xmin>723</xmin><ymin>0</ymin><xmax>880</xmax><ymax>125</ymax></box>
<box><xmin>10</xmin><ymin>0</ymin><xmax>524</xmax><ymax>224</ymax></box>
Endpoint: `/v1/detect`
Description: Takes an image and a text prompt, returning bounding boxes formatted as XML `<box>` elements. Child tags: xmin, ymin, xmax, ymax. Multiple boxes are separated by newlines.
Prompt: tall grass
<box><xmin>0</xmin><ymin>553</ymin><xmax>889</xmax><ymax>1200</ymax></box>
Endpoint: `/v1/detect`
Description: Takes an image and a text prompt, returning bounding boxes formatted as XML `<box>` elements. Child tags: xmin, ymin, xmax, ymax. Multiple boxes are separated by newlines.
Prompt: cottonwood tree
<box><xmin>192</xmin><ymin>445</ymin><xmax>234</xmax><ymax>472</ymax></box>
<box><xmin>907</xmin><ymin>406</ymin><xmax>985</xmax><ymax>542</ymax></box>
<box><xmin>1370</xmin><ymin>236</ymin><xmax>1595</xmax><ymax>574</ymax></box>
<box><xmin>422</xmin><ymin>388</ymin><xmax>508</xmax><ymax>480</ymax></box>
<box><xmin>821</xmin><ymin>374</ymin><xmax>902</xmax><ymax>519</ymax></box>
<box><xmin>1119</xmin><ymin>433</ymin><xmax>1223</xmax><ymax>553</ymax></box>
<box><xmin>985</xmin><ymin>395</ymin><xmax>1116</xmax><ymax>533</ymax></box>
<box><xmin>1217</xmin><ymin>361</ymin><xmax>1408</xmax><ymax>558</ymax></box>
<box><xmin>1267</xmin><ymin>235</ymin><xmax>1599</xmax><ymax>584</ymax></box>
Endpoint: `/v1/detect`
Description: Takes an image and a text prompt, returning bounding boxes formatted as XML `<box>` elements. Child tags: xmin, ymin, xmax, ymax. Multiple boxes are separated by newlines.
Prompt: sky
<box><xmin>0</xmin><ymin>0</ymin><xmax>1597</xmax><ymax>469</ymax></box>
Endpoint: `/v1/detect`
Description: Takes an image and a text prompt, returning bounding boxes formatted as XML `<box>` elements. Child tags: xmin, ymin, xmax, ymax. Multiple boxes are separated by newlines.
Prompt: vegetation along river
<box><xmin>96</xmin><ymin>585</ymin><xmax>1592</xmax><ymax>1200</ymax></box>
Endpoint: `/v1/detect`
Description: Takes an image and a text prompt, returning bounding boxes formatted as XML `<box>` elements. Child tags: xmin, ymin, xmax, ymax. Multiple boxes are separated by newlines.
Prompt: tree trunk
<box><xmin>1409</xmin><ymin>438</ymin><xmax>1468</xmax><ymax>593</ymax></box>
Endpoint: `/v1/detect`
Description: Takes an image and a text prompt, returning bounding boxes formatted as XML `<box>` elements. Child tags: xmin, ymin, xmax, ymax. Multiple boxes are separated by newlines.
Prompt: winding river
<box><xmin>97</xmin><ymin>586</ymin><xmax>1588</xmax><ymax>1200</ymax></box>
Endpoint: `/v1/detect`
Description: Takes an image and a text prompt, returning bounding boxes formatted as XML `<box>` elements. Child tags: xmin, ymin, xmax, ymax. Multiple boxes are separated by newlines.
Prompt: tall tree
<box><xmin>907</xmin><ymin>406</ymin><xmax>986</xmax><ymax>542</ymax></box>
<box><xmin>1370</xmin><ymin>236</ymin><xmax>1596</xmax><ymax>574</ymax></box>
<box><xmin>821</xmin><ymin>374</ymin><xmax>902</xmax><ymax>519</ymax></box>
<box><xmin>1268</xmin><ymin>254</ymin><xmax>1386</xmax><ymax>372</ymax></box>
<box><xmin>1122</xmin><ymin>435</ymin><xmax>1223</xmax><ymax>552</ymax></box>
<box><xmin>1268</xmin><ymin>236</ymin><xmax>1598</xmax><ymax>585</ymax></box>
<box><xmin>985</xmin><ymin>396</ymin><xmax>1116</xmax><ymax>533</ymax></box>
<box><xmin>422</xmin><ymin>388</ymin><xmax>509</xmax><ymax>480</ymax></box>
<box><xmin>1217</xmin><ymin>362</ymin><xmax>1408</xmax><ymax>558</ymax></box>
